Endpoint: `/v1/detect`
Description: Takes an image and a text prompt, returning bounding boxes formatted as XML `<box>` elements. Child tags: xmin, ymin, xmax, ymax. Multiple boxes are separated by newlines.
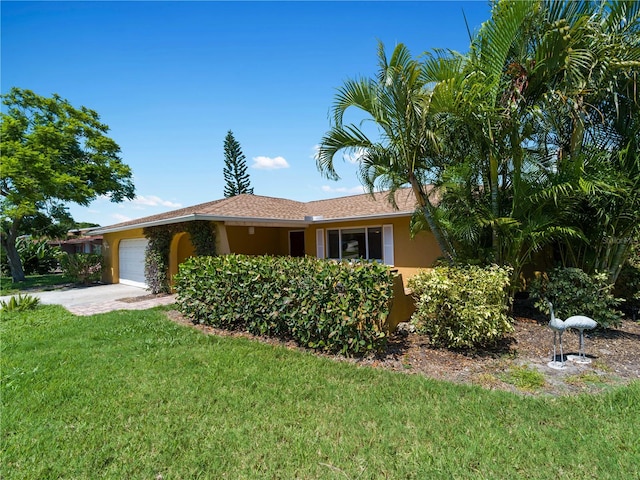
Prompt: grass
<box><xmin>500</xmin><ymin>365</ymin><xmax>547</xmax><ymax>392</ymax></box>
<box><xmin>0</xmin><ymin>273</ymin><xmax>72</xmax><ymax>296</ymax></box>
<box><xmin>566</xmin><ymin>372</ymin><xmax>614</xmax><ymax>390</ymax></box>
<box><xmin>2</xmin><ymin>306</ymin><xmax>639</xmax><ymax>479</ymax></box>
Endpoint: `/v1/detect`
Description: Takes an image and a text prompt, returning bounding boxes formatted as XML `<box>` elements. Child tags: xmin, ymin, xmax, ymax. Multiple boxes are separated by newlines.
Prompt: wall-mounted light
<box><xmin>248</xmin><ymin>227</ymin><xmax>255</xmax><ymax>235</ymax></box>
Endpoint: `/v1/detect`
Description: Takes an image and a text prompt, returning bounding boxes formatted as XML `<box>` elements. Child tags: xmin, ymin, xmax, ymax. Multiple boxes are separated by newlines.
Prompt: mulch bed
<box><xmin>164</xmin><ymin>305</ymin><xmax>640</xmax><ymax>397</ymax></box>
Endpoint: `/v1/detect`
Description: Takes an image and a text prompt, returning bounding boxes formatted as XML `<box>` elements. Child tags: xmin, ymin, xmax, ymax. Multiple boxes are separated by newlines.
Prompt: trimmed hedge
<box><xmin>174</xmin><ymin>255</ymin><xmax>394</xmax><ymax>356</ymax></box>
<box><xmin>408</xmin><ymin>265</ymin><xmax>514</xmax><ymax>349</ymax></box>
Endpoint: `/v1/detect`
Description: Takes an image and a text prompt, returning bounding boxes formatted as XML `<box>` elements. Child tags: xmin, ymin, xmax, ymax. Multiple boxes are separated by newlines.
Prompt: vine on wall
<box><xmin>143</xmin><ymin>225</ymin><xmax>175</xmax><ymax>294</ymax></box>
<box><xmin>143</xmin><ymin>221</ymin><xmax>217</xmax><ymax>293</ymax></box>
<box><xmin>186</xmin><ymin>221</ymin><xmax>217</xmax><ymax>257</ymax></box>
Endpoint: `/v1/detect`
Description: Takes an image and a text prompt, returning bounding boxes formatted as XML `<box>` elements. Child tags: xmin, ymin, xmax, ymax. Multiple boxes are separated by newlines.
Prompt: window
<box><xmin>326</xmin><ymin>227</ymin><xmax>384</xmax><ymax>262</ymax></box>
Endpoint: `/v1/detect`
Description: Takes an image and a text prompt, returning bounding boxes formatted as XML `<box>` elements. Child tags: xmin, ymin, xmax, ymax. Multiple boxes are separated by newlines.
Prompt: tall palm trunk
<box><xmin>408</xmin><ymin>176</ymin><xmax>456</xmax><ymax>263</ymax></box>
<box><xmin>489</xmin><ymin>150</ymin><xmax>500</xmax><ymax>261</ymax></box>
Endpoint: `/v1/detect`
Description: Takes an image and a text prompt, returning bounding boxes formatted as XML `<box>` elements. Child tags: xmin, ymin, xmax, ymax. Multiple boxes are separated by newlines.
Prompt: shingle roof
<box><xmin>91</xmin><ymin>188</ymin><xmax>420</xmax><ymax>234</ymax></box>
<box><xmin>307</xmin><ymin>188</ymin><xmax>417</xmax><ymax>219</ymax></box>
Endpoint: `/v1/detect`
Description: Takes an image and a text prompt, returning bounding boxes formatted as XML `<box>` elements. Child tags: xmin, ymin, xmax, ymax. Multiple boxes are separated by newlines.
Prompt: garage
<box><xmin>118</xmin><ymin>238</ymin><xmax>149</xmax><ymax>288</ymax></box>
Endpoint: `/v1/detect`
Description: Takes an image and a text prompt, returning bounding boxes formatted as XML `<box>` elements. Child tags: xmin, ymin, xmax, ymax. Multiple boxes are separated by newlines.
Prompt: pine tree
<box><xmin>223</xmin><ymin>130</ymin><xmax>253</xmax><ymax>197</ymax></box>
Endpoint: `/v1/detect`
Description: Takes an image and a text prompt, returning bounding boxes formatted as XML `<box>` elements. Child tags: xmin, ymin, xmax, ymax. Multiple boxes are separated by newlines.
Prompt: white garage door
<box><xmin>119</xmin><ymin>238</ymin><xmax>149</xmax><ymax>288</ymax></box>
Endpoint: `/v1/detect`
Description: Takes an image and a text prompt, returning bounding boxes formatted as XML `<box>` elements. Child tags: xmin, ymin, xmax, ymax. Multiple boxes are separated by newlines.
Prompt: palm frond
<box><xmin>332</xmin><ymin>79</ymin><xmax>378</xmax><ymax>126</ymax></box>
<box><xmin>316</xmin><ymin>126</ymin><xmax>374</xmax><ymax>180</ymax></box>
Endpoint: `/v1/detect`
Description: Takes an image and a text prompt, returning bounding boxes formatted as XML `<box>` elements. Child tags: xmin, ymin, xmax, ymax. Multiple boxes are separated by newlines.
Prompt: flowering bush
<box><xmin>59</xmin><ymin>253</ymin><xmax>103</xmax><ymax>285</ymax></box>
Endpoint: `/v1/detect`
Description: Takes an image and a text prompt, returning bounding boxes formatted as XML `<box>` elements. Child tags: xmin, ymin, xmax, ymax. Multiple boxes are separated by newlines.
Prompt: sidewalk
<box><xmin>65</xmin><ymin>294</ymin><xmax>176</xmax><ymax>316</ymax></box>
<box><xmin>0</xmin><ymin>283</ymin><xmax>176</xmax><ymax>316</ymax></box>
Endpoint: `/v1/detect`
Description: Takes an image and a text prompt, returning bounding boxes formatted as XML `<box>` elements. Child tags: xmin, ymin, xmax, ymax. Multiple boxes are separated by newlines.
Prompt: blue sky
<box><xmin>2</xmin><ymin>1</ymin><xmax>492</xmax><ymax>227</ymax></box>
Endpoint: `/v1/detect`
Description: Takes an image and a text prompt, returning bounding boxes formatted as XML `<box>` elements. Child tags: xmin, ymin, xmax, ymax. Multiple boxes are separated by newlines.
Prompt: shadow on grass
<box><xmin>371</xmin><ymin>329</ymin><xmax>517</xmax><ymax>361</ymax></box>
<box><xmin>0</xmin><ymin>273</ymin><xmax>108</xmax><ymax>296</ymax></box>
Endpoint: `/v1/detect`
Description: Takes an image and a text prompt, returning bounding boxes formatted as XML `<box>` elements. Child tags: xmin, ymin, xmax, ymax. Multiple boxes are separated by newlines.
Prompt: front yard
<box><xmin>168</xmin><ymin>306</ymin><xmax>640</xmax><ymax>397</ymax></box>
<box><xmin>0</xmin><ymin>273</ymin><xmax>74</xmax><ymax>296</ymax></box>
<box><xmin>2</xmin><ymin>305</ymin><xmax>638</xmax><ymax>479</ymax></box>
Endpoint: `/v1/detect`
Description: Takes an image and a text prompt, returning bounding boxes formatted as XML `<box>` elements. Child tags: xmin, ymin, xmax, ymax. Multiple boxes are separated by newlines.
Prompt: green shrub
<box><xmin>0</xmin><ymin>293</ymin><xmax>41</xmax><ymax>312</ymax></box>
<box><xmin>408</xmin><ymin>265</ymin><xmax>514</xmax><ymax>349</ymax></box>
<box><xmin>615</xmin><ymin>242</ymin><xmax>640</xmax><ymax>319</ymax></box>
<box><xmin>185</xmin><ymin>221</ymin><xmax>217</xmax><ymax>256</ymax></box>
<box><xmin>174</xmin><ymin>255</ymin><xmax>394</xmax><ymax>356</ymax></box>
<box><xmin>530</xmin><ymin>267</ymin><xmax>623</xmax><ymax>328</ymax></box>
<box><xmin>144</xmin><ymin>248</ymin><xmax>169</xmax><ymax>294</ymax></box>
<box><xmin>59</xmin><ymin>253</ymin><xmax>104</xmax><ymax>285</ymax></box>
<box><xmin>615</xmin><ymin>262</ymin><xmax>640</xmax><ymax>318</ymax></box>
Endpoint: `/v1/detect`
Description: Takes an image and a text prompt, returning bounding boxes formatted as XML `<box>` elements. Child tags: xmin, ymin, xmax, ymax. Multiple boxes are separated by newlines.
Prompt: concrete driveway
<box><xmin>0</xmin><ymin>283</ymin><xmax>176</xmax><ymax>316</ymax></box>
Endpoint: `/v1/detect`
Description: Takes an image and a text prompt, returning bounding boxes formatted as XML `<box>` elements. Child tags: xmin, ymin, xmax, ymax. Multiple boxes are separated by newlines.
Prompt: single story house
<box><xmin>51</xmin><ymin>228</ymin><xmax>103</xmax><ymax>255</ymax></box>
<box><xmin>91</xmin><ymin>188</ymin><xmax>443</xmax><ymax>328</ymax></box>
<box><xmin>91</xmin><ymin>188</ymin><xmax>442</xmax><ymax>288</ymax></box>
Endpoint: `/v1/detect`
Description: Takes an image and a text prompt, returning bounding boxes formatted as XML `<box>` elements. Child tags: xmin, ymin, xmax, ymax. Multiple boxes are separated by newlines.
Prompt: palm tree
<box><xmin>422</xmin><ymin>0</ymin><xmax>552</xmax><ymax>282</ymax></box>
<box><xmin>317</xmin><ymin>0</ymin><xmax>639</xmax><ymax>285</ymax></box>
<box><xmin>523</xmin><ymin>0</ymin><xmax>640</xmax><ymax>282</ymax></box>
<box><xmin>428</xmin><ymin>0</ymin><xmax>638</xmax><ymax>284</ymax></box>
<box><xmin>316</xmin><ymin>41</ymin><xmax>456</xmax><ymax>262</ymax></box>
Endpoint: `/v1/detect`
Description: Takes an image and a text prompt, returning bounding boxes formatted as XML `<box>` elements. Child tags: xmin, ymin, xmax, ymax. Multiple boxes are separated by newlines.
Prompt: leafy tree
<box><xmin>532</xmin><ymin>0</ymin><xmax>640</xmax><ymax>282</ymax></box>
<box><xmin>0</xmin><ymin>201</ymin><xmax>73</xmax><ymax>241</ymax></box>
<box><xmin>223</xmin><ymin>130</ymin><xmax>253</xmax><ymax>197</ymax></box>
<box><xmin>1</xmin><ymin>88</ymin><xmax>134</xmax><ymax>281</ymax></box>
<box><xmin>73</xmin><ymin>222</ymin><xmax>101</xmax><ymax>230</ymax></box>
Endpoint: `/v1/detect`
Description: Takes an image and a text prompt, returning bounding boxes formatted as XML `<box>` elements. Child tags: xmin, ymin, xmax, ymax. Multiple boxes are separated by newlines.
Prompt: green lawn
<box><xmin>0</xmin><ymin>273</ymin><xmax>73</xmax><ymax>296</ymax></box>
<box><xmin>2</xmin><ymin>306</ymin><xmax>638</xmax><ymax>479</ymax></box>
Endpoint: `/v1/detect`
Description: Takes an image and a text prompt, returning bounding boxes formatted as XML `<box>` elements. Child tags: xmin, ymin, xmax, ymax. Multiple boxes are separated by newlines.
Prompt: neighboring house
<box><xmin>90</xmin><ymin>188</ymin><xmax>442</xmax><ymax>289</ymax></box>
<box><xmin>51</xmin><ymin>229</ymin><xmax>103</xmax><ymax>255</ymax></box>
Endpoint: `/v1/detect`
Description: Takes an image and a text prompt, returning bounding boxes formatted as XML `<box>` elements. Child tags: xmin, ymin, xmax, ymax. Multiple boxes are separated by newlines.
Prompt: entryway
<box><xmin>289</xmin><ymin>231</ymin><xmax>305</xmax><ymax>257</ymax></box>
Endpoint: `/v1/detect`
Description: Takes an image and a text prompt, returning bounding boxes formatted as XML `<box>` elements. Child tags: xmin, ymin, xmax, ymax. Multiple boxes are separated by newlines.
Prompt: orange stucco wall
<box><xmin>103</xmin><ymin>219</ymin><xmax>434</xmax><ymax>330</ymax></box>
<box><xmin>101</xmin><ymin>228</ymin><xmax>145</xmax><ymax>284</ymax></box>
<box><xmin>102</xmin><ymin>218</ymin><xmax>440</xmax><ymax>312</ymax></box>
<box><xmin>169</xmin><ymin>232</ymin><xmax>196</xmax><ymax>282</ymax></box>
<box><xmin>103</xmin><ymin>220</ymin><xmax>441</xmax><ymax>283</ymax></box>
<box><xmin>225</xmin><ymin>226</ymin><xmax>289</xmax><ymax>256</ymax></box>
<box><xmin>388</xmin><ymin>273</ymin><xmax>416</xmax><ymax>331</ymax></box>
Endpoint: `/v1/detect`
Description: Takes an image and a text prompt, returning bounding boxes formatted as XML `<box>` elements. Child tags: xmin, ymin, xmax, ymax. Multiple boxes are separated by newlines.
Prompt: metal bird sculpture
<box><xmin>547</xmin><ymin>301</ymin><xmax>567</xmax><ymax>369</ymax></box>
<box><xmin>564</xmin><ymin>314</ymin><xmax>597</xmax><ymax>364</ymax></box>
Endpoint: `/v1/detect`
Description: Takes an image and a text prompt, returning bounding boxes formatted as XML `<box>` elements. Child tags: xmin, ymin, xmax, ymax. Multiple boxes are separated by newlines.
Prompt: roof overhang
<box><xmin>90</xmin><ymin>210</ymin><xmax>414</xmax><ymax>235</ymax></box>
<box><xmin>312</xmin><ymin>210</ymin><xmax>412</xmax><ymax>224</ymax></box>
<box><xmin>90</xmin><ymin>214</ymin><xmax>308</xmax><ymax>234</ymax></box>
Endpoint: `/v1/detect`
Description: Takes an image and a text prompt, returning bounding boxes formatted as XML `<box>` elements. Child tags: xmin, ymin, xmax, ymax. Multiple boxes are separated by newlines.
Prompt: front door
<box><xmin>289</xmin><ymin>231</ymin><xmax>305</xmax><ymax>257</ymax></box>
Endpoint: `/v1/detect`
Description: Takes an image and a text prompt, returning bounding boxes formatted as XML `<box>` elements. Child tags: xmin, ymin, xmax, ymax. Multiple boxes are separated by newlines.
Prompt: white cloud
<box><xmin>312</xmin><ymin>145</ymin><xmax>365</xmax><ymax>165</ymax></box>
<box><xmin>252</xmin><ymin>156</ymin><xmax>290</xmax><ymax>170</ymax></box>
<box><xmin>128</xmin><ymin>195</ymin><xmax>182</xmax><ymax>208</ymax></box>
<box><xmin>311</xmin><ymin>145</ymin><xmax>320</xmax><ymax>160</ymax></box>
<box><xmin>321</xmin><ymin>185</ymin><xmax>366</xmax><ymax>195</ymax></box>
<box><xmin>343</xmin><ymin>148</ymin><xmax>366</xmax><ymax>164</ymax></box>
<box><xmin>111</xmin><ymin>213</ymin><xmax>132</xmax><ymax>222</ymax></box>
